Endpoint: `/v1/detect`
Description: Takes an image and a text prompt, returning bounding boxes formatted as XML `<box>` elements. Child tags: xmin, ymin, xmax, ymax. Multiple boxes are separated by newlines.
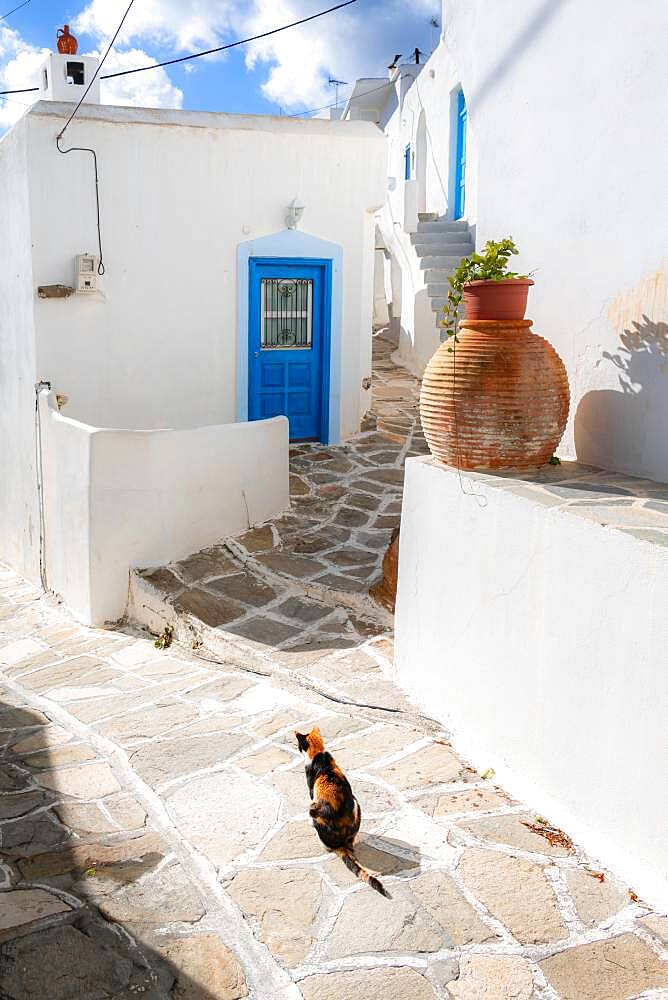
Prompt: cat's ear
<box><xmin>308</xmin><ymin>726</ymin><xmax>325</xmax><ymax>753</ymax></box>
<box><xmin>295</xmin><ymin>731</ymin><xmax>309</xmax><ymax>752</ymax></box>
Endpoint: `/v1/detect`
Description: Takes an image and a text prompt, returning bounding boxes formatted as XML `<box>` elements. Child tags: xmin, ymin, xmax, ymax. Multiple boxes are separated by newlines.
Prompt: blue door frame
<box><xmin>454</xmin><ymin>89</ymin><xmax>467</xmax><ymax>220</ymax></box>
<box><xmin>404</xmin><ymin>143</ymin><xmax>412</xmax><ymax>180</ymax></box>
<box><xmin>248</xmin><ymin>257</ymin><xmax>332</xmax><ymax>443</ymax></box>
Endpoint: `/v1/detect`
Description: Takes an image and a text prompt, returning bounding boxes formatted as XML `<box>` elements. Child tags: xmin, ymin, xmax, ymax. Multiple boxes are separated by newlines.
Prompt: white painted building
<box><xmin>0</xmin><ymin>53</ymin><xmax>386</xmax><ymax>623</ymax></box>
<box><xmin>348</xmin><ymin>0</ymin><xmax>668</xmax><ymax>485</ymax></box>
<box><xmin>362</xmin><ymin>2</ymin><xmax>668</xmax><ymax>909</ymax></box>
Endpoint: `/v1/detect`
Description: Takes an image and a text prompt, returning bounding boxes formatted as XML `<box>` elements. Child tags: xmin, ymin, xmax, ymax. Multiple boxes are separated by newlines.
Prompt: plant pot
<box><xmin>419</xmin><ymin>319</ymin><xmax>570</xmax><ymax>471</ymax></box>
<box><xmin>463</xmin><ymin>278</ymin><xmax>534</xmax><ymax>321</ymax></box>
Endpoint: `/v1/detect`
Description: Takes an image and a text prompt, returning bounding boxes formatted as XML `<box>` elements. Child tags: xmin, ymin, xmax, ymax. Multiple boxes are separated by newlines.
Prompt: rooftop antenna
<box><xmin>430</xmin><ymin>16</ymin><xmax>440</xmax><ymax>52</ymax></box>
<box><xmin>328</xmin><ymin>75</ymin><xmax>347</xmax><ymax>107</ymax></box>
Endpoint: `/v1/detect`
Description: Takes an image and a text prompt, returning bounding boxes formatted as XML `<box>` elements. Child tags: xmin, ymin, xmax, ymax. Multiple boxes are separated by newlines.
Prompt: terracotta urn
<box><xmin>463</xmin><ymin>278</ymin><xmax>534</xmax><ymax>321</ymax></box>
<box><xmin>57</xmin><ymin>25</ymin><xmax>78</xmax><ymax>55</ymax></box>
<box><xmin>419</xmin><ymin>319</ymin><xmax>570</xmax><ymax>471</ymax></box>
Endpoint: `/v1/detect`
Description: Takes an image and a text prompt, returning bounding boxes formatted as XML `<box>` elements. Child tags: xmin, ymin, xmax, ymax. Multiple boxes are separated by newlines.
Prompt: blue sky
<box><xmin>0</xmin><ymin>0</ymin><xmax>440</xmax><ymax>128</ymax></box>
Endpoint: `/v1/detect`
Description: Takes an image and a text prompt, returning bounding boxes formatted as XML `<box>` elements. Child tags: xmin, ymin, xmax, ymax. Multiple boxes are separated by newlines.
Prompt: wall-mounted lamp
<box><xmin>286</xmin><ymin>198</ymin><xmax>305</xmax><ymax>230</ymax></box>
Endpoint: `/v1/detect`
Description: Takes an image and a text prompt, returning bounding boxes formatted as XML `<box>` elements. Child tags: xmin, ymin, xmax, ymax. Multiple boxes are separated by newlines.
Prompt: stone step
<box><xmin>417</xmin><ymin>220</ymin><xmax>469</xmax><ymax>233</ymax></box>
<box><xmin>411</xmin><ymin>230</ymin><xmax>470</xmax><ymax>243</ymax></box>
<box><xmin>414</xmin><ymin>243</ymin><xmax>472</xmax><ymax>259</ymax></box>
<box><xmin>427</xmin><ymin>282</ymin><xmax>451</xmax><ymax>296</ymax></box>
<box><xmin>411</xmin><ymin>233</ymin><xmax>473</xmax><ymax>253</ymax></box>
<box><xmin>430</xmin><ymin>297</ymin><xmax>448</xmax><ymax>312</ymax></box>
<box><xmin>424</xmin><ymin>266</ymin><xmax>460</xmax><ymax>282</ymax></box>
<box><xmin>418</xmin><ymin>211</ymin><xmax>439</xmax><ymax>222</ymax></box>
<box><xmin>420</xmin><ymin>255</ymin><xmax>471</xmax><ymax>270</ymax></box>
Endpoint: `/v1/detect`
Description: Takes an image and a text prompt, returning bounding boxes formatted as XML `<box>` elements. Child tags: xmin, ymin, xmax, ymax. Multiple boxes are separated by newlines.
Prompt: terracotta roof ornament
<box><xmin>56</xmin><ymin>25</ymin><xmax>78</xmax><ymax>55</ymax></box>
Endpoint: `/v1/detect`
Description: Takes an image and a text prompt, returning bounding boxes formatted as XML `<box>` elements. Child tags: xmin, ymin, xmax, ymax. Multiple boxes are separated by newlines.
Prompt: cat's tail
<box><xmin>336</xmin><ymin>847</ymin><xmax>390</xmax><ymax>897</ymax></box>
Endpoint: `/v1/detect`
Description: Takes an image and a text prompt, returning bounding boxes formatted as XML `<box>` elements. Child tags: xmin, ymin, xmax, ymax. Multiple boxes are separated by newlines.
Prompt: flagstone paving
<box><xmin>131</xmin><ymin>334</ymin><xmax>668</xmax><ymax>679</ymax></box>
<box><xmin>2</xmin><ymin>584</ymin><xmax>668</xmax><ymax>998</ymax></box>
<box><xmin>1</xmin><ymin>333</ymin><xmax>667</xmax><ymax>998</ymax></box>
<box><xmin>135</xmin><ymin>334</ymin><xmax>424</xmax><ymax>628</ymax></box>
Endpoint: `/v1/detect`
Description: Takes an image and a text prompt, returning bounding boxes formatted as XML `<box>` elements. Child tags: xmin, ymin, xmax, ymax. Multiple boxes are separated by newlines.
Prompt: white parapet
<box><xmin>38</xmin><ymin>391</ymin><xmax>290</xmax><ymax>626</ymax></box>
<box><xmin>395</xmin><ymin>455</ymin><xmax>668</xmax><ymax>910</ymax></box>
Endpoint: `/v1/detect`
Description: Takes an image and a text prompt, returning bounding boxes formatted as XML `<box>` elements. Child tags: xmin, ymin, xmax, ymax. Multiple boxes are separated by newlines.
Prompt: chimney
<box><xmin>38</xmin><ymin>25</ymin><xmax>101</xmax><ymax>104</ymax></box>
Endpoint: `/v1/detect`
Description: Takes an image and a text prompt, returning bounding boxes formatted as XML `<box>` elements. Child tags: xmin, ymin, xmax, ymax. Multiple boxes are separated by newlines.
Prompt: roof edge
<box><xmin>26</xmin><ymin>100</ymin><xmax>384</xmax><ymax>138</ymax></box>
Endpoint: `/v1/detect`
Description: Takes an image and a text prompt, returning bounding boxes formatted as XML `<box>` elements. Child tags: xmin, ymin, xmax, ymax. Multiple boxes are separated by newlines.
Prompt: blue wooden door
<box><xmin>454</xmin><ymin>89</ymin><xmax>467</xmax><ymax>220</ymax></box>
<box><xmin>249</xmin><ymin>259</ymin><xmax>328</xmax><ymax>442</ymax></box>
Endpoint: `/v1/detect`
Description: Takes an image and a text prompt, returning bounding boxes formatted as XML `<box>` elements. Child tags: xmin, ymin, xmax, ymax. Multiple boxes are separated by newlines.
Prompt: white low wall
<box><xmin>395</xmin><ymin>456</ymin><xmax>668</xmax><ymax>910</ymax></box>
<box><xmin>39</xmin><ymin>392</ymin><xmax>289</xmax><ymax>625</ymax></box>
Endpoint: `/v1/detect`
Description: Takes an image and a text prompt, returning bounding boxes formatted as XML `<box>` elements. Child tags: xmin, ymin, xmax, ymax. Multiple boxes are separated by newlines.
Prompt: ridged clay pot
<box><xmin>419</xmin><ymin>319</ymin><xmax>570</xmax><ymax>471</ymax></box>
<box><xmin>463</xmin><ymin>278</ymin><xmax>534</xmax><ymax>321</ymax></box>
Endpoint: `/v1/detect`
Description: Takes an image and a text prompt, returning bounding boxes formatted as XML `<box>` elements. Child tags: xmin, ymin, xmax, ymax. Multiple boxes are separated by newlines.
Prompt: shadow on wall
<box><xmin>467</xmin><ymin>0</ymin><xmax>567</xmax><ymax>113</ymax></box>
<box><xmin>0</xmin><ymin>693</ymin><xmax>233</xmax><ymax>1000</ymax></box>
<box><xmin>575</xmin><ymin>314</ymin><xmax>668</xmax><ymax>481</ymax></box>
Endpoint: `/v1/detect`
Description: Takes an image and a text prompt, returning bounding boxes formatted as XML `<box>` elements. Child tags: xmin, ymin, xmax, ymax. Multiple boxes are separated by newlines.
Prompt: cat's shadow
<box><xmin>342</xmin><ymin>833</ymin><xmax>422</xmax><ymax>899</ymax></box>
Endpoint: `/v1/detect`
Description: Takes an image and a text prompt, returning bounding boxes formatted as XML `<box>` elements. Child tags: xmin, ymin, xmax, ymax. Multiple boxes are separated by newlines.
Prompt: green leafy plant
<box><xmin>441</xmin><ymin>237</ymin><xmax>527</xmax><ymax>341</ymax></box>
<box><xmin>154</xmin><ymin>624</ymin><xmax>174</xmax><ymax>650</ymax></box>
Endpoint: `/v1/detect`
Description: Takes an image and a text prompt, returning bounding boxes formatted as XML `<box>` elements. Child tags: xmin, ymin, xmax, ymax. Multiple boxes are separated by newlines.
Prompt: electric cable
<box><xmin>100</xmin><ymin>0</ymin><xmax>357</xmax><ymax>82</ymax></box>
<box><xmin>1</xmin><ymin>0</ymin><xmax>30</xmax><ymax>20</ymax></box>
<box><xmin>292</xmin><ymin>77</ymin><xmax>390</xmax><ymax>117</ymax></box>
<box><xmin>55</xmin><ymin>139</ymin><xmax>105</xmax><ymax>273</ymax></box>
<box><xmin>55</xmin><ymin>0</ymin><xmax>136</xmax><ymax>275</ymax></box>
<box><xmin>0</xmin><ymin>0</ymin><xmax>358</xmax><ymax>95</ymax></box>
<box><xmin>57</xmin><ymin>0</ymin><xmax>136</xmax><ymax>139</ymax></box>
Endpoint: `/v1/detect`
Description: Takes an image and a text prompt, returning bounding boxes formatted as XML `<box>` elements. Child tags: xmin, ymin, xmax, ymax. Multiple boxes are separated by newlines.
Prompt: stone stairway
<box><xmin>411</xmin><ymin>216</ymin><xmax>474</xmax><ymax>325</ymax></box>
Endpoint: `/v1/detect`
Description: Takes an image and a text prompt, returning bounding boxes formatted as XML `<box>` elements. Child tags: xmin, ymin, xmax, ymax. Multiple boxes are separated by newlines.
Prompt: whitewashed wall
<box><xmin>442</xmin><ymin>0</ymin><xmax>668</xmax><ymax>482</ymax></box>
<box><xmin>0</xmin><ymin>123</ymin><xmax>39</xmax><ymax>581</ymax></box>
<box><xmin>389</xmin><ymin>1</ymin><xmax>667</xmax><ymax>480</ymax></box>
<box><xmin>395</xmin><ymin>457</ymin><xmax>668</xmax><ymax>910</ymax></box>
<box><xmin>1</xmin><ymin>104</ymin><xmax>385</xmax><ymax>601</ymax></box>
<box><xmin>25</xmin><ymin>104</ymin><xmax>385</xmax><ymax>435</ymax></box>
<box><xmin>38</xmin><ymin>396</ymin><xmax>92</xmax><ymax>619</ymax></box>
<box><xmin>375</xmin><ymin>1</ymin><xmax>668</xmax><ymax>481</ymax></box>
<box><xmin>39</xmin><ymin>392</ymin><xmax>289</xmax><ymax>625</ymax></box>
<box><xmin>373</xmin><ymin>249</ymin><xmax>389</xmax><ymax>328</ymax></box>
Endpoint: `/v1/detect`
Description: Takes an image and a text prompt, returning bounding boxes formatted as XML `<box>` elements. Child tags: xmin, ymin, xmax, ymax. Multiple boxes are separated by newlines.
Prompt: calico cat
<box><xmin>295</xmin><ymin>726</ymin><xmax>388</xmax><ymax>896</ymax></box>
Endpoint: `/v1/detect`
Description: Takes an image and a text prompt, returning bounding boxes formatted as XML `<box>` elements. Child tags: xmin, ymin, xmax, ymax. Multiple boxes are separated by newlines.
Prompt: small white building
<box><xmin>0</xmin><ymin>52</ymin><xmax>386</xmax><ymax>624</ymax></box>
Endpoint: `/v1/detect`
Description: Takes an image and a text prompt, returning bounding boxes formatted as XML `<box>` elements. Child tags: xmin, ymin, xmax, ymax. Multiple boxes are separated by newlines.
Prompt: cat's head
<box><xmin>295</xmin><ymin>726</ymin><xmax>325</xmax><ymax>758</ymax></box>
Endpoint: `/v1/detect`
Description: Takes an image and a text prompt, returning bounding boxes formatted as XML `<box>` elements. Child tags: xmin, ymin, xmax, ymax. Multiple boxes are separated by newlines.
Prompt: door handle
<box><xmin>253</xmin><ymin>351</ymin><xmax>260</xmax><ymax>358</ymax></box>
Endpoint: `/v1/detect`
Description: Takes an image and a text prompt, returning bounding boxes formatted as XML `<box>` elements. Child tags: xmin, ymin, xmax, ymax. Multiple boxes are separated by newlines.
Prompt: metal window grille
<box><xmin>261</xmin><ymin>278</ymin><xmax>313</xmax><ymax>350</ymax></box>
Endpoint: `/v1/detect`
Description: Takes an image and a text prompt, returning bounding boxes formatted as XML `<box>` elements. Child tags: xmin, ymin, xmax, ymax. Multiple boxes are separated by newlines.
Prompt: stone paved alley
<box><xmin>1</xmin><ymin>334</ymin><xmax>667</xmax><ymax>999</ymax></box>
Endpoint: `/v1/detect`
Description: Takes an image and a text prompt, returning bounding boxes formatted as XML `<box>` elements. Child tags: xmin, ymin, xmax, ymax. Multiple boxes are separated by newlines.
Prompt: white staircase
<box><xmin>411</xmin><ymin>217</ymin><xmax>474</xmax><ymax>327</ymax></box>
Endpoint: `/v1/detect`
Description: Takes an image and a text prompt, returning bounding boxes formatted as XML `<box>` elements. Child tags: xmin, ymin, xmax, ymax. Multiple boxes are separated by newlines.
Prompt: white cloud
<box><xmin>96</xmin><ymin>48</ymin><xmax>183</xmax><ymax>108</ymax></box>
<box><xmin>73</xmin><ymin>0</ymin><xmax>238</xmax><ymax>51</ymax></box>
<box><xmin>0</xmin><ymin>25</ymin><xmax>49</xmax><ymax>128</ymax></box>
